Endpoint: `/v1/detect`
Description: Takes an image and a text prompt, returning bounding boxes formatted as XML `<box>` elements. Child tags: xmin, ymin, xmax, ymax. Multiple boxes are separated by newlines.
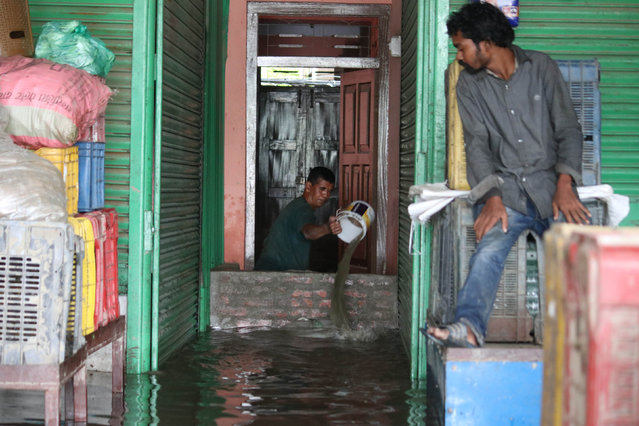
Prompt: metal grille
<box><xmin>458</xmin><ymin>205</ymin><xmax>525</xmax><ymax>321</ymax></box>
<box><xmin>430</xmin><ymin>199</ymin><xmax>536</xmax><ymax>342</ymax></box>
<box><xmin>0</xmin><ymin>256</ymin><xmax>40</xmax><ymax>343</ymax></box>
<box><xmin>557</xmin><ymin>60</ymin><xmax>601</xmax><ymax>186</ymax></box>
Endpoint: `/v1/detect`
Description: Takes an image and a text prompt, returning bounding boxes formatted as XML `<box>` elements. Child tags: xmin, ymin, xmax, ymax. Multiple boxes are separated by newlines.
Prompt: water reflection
<box><xmin>124</xmin><ymin>373</ymin><xmax>160</xmax><ymax>424</ymax></box>
<box><xmin>123</xmin><ymin>327</ymin><xmax>431</xmax><ymax>425</ymax></box>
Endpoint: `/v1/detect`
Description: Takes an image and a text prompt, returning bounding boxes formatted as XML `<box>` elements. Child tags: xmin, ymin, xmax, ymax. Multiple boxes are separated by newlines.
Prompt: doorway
<box><xmin>246</xmin><ymin>2</ymin><xmax>391</xmax><ymax>273</ymax></box>
<box><xmin>256</xmin><ymin>81</ymin><xmax>341</xmax><ymax>271</ymax></box>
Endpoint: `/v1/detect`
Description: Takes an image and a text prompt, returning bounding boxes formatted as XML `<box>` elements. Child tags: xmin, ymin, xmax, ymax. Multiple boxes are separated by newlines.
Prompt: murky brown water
<box><xmin>0</xmin><ymin>327</ymin><xmax>432</xmax><ymax>425</ymax></box>
<box><xmin>125</xmin><ymin>327</ymin><xmax>430</xmax><ymax>425</ymax></box>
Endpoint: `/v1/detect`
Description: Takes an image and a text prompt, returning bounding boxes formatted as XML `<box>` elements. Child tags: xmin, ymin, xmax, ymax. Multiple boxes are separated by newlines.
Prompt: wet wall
<box><xmin>211</xmin><ymin>271</ymin><xmax>398</xmax><ymax>329</ymax></box>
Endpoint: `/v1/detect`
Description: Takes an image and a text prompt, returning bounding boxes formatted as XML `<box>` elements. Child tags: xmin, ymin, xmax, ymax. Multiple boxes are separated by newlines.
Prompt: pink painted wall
<box><xmin>224</xmin><ymin>0</ymin><xmax>398</xmax><ymax>270</ymax></box>
<box><xmin>224</xmin><ymin>1</ymin><xmax>248</xmax><ymax>268</ymax></box>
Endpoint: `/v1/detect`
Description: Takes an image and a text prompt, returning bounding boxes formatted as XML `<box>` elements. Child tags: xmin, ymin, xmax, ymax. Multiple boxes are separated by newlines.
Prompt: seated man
<box><xmin>426</xmin><ymin>3</ymin><xmax>590</xmax><ymax>347</ymax></box>
<box><xmin>255</xmin><ymin>166</ymin><xmax>342</xmax><ymax>271</ymax></box>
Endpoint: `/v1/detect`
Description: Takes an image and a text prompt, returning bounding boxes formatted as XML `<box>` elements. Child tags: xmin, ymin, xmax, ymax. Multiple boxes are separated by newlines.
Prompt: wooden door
<box><xmin>256</xmin><ymin>86</ymin><xmax>340</xmax><ymax>268</ymax></box>
<box><xmin>339</xmin><ymin>69</ymin><xmax>377</xmax><ymax>273</ymax></box>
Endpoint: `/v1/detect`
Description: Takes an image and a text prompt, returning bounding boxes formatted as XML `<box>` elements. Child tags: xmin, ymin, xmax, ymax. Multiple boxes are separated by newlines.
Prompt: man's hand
<box><xmin>553</xmin><ymin>174</ymin><xmax>591</xmax><ymax>224</ymax></box>
<box><xmin>328</xmin><ymin>216</ymin><xmax>342</xmax><ymax>235</ymax></box>
<box><xmin>474</xmin><ymin>196</ymin><xmax>508</xmax><ymax>242</ymax></box>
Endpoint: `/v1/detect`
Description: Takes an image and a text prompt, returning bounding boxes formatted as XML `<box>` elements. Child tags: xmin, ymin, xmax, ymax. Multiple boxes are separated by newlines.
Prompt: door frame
<box><xmin>245</xmin><ymin>2</ymin><xmax>391</xmax><ymax>271</ymax></box>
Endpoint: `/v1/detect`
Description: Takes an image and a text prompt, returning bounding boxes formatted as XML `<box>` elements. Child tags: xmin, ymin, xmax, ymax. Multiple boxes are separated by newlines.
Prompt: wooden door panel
<box><xmin>257</xmin><ymin>89</ymin><xmax>304</xmax><ymax>257</ymax></box>
<box><xmin>339</xmin><ymin>69</ymin><xmax>377</xmax><ymax>273</ymax></box>
<box><xmin>342</xmin><ymin>85</ymin><xmax>357</xmax><ymax>154</ymax></box>
<box><xmin>357</xmin><ymin>83</ymin><xmax>373</xmax><ymax>154</ymax></box>
<box><xmin>309</xmin><ymin>89</ymin><xmax>340</xmax><ymax>226</ymax></box>
<box><xmin>308</xmin><ymin>89</ymin><xmax>341</xmax><ymax>272</ymax></box>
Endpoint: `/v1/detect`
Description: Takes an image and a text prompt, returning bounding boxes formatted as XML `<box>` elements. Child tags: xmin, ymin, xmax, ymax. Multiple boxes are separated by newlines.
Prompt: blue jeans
<box><xmin>454</xmin><ymin>198</ymin><xmax>551</xmax><ymax>346</ymax></box>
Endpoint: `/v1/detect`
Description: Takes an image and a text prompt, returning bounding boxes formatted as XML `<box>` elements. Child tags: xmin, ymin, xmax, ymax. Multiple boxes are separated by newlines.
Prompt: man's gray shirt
<box><xmin>456</xmin><ymin>44</ymin><xmax>583</xmax><ymax>219</ymax></box>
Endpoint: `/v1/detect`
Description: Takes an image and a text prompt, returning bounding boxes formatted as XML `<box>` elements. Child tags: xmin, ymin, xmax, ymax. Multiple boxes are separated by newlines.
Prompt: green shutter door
<box><xmin>152</xmin><ymin>0</ymin><xmax>206</xmax><ymax>367</ymax></box>
<box><xmin>449</xmin><ymin>0</ymin><xmax>639</xmax><ymax>226</ymax></box>
<box><xmin>399</xmin><ymin>0</ymin><xmax>449</xmax><ymax>380</ymax></box>
<box><xmin>28</xmin><ymin>1</ymin><xmax>135</xmax><ymax>294</ymax></box>
<box><xmin>398</xmin><ymin>0</ymin><xmax>419</xmax><ymax>376</ymax></box>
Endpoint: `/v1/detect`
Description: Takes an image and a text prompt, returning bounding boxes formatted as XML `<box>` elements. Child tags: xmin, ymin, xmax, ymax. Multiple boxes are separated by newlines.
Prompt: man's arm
<box><xmin>302</xmin><ymin>216</ymin><xmax>342</xmax><ymax>240</ymax></box>
<box><xmin>456</xmin><ymin>79</ymin><xmax>508</xmax><ymax>241</ymax></box>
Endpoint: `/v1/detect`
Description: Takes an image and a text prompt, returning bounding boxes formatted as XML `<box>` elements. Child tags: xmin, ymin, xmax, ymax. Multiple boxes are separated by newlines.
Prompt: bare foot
<box><xmin>426</xmin><ymin>324</ymin><xmax>478</xmax><ymax>347</ymax></box>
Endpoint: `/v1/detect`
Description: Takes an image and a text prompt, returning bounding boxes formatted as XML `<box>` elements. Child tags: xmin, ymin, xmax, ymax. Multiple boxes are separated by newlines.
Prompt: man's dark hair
<box><xmin>446</xmin><ymin>2</ymin><xmax>514</xmax><ymax>49</ymax></box>
<box><xmin>307</xmin><ymin>166</ymin><xmax>336</xmax><ymax>185</ymax></box>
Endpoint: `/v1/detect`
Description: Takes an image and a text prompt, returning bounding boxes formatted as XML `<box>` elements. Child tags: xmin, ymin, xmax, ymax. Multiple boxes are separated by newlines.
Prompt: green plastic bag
<box><xmin>35</xmin><ymin>20</ymin><xmax>115</xmax><ymax>77</ymax></box>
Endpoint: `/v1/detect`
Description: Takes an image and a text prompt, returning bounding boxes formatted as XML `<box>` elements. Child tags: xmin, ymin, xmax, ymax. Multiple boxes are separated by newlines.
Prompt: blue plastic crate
<box><xmin>427</xmin><ymin>344</ymin><xmax>544</xmax><ymax>426</ymax></box>
<box><xmin>77</xmin><ymin>142</ymin><xmax>105</xmax><ymax>212</ymax></box>
<box><xmin>556</xmin><ymin>59</ymin><xmax>601</xmax><ymax>186</ymax></box>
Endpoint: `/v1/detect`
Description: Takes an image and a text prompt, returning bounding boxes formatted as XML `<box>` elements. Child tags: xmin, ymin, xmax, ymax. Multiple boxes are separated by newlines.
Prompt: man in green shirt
<box><xmin>255</xmin><ymin>167</ymin><xmax>342</xmax><ymax>271</ymax></box>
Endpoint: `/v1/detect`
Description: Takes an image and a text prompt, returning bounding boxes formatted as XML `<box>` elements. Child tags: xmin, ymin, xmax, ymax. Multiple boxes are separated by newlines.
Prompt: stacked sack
<box><xmin>0</xmin><ymin>104</ymin><xmax>67</xmax><ymax>222</ymax></box>
<box><xmin>0</xmin><ymin>21</ymin><xmax>120</xmax><ymax>346</ymax></box>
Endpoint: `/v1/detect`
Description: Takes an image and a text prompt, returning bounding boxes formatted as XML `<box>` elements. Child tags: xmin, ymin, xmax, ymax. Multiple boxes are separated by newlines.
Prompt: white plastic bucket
<box><xmin>336</xmin><ymin>200</ymin><xmax>375</xmax><ymax>243</ymax></box>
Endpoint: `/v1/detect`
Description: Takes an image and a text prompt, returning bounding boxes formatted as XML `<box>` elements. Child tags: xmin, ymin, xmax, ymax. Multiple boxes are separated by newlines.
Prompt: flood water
<box><xmin>0</xmin><ymin>327</ymin><xmax>434</xmax><ymax>424</ymax></box>
<box><xmin>124</xmin><ymin>327</ymin><xmax>431</xmax><ymax>425</ymax></box>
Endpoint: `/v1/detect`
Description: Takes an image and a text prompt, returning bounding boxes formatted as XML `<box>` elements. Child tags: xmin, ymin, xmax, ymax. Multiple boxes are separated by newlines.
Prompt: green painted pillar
<box><xmin>410</xmin><ymin>0</ymin><xmax>449</xmax><ymax>380</ymax></box>
<box><xmin>127</xmin><ymin>0</ymin><xmax>157</xmax><ymax>374</ymax></box>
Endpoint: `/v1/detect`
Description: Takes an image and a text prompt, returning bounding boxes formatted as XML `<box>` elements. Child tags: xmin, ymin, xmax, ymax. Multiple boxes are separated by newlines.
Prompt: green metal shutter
<box><xmin>398</xmin><ymin>0</ymin><xmax>419</xmax><ymax>374</ymax></box>
<box><xmin>399</xmin><ymin>0</ymin><xmax>449</xmax><ymax>380</ymax></box>
<box><xmin>152</xmin><ymin>0</ymin><xmax>206</xmax><ymax>367</ymax></box>
<box><xmin>449</xmin><ymin>0</ymin><xmax>639</xmax><ymax>226</ymax></box>
<box><xmin>28</xmin><ymin>1</ymin><xmax>135</xmax><ymax>292</ymax></box>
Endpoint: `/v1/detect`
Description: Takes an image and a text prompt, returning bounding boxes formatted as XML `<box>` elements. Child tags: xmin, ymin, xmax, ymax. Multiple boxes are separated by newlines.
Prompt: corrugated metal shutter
<box><xmin>154</xmin><ymin>0</ymin><xmax>206</xmax><ymax>365</ymax></box>
<box><xmin>400</xmin><ymin>0</ymin><xmax>449</xmax><ymax>380</ymax></box>
<box><xmin>28</xmin><ymin>1</ymin><xmax>135</xmax><ymax>292</ymax></box>
<box><xmin>449</xmin><ymin>1</ymin><xmax>639</xmax><ymax>225</ymax></box>
<box><xmin>398</xmin><ymin>0</ymin><xmax>418</xmax><ymax>367</ymax></box>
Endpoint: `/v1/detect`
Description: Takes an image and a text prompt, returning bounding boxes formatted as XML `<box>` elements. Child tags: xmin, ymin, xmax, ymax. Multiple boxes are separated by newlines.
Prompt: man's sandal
<box><xmin>419</xmin><ymin>321</ymin><xmax>477</xmax><ymax>348</ymax></box>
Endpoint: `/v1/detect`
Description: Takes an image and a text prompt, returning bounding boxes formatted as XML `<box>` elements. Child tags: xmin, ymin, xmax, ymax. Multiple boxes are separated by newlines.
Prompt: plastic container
<box><xmin>561</xmin><ymin>228</ymin><xmax>639</xmax><ymax>425</ymax></box>
<box><xmin>35</xmin><ymin>145</ymin><xmax>79</xmax><ymax>215</ymax></box>
<box><xmin>77</xmin><ymin>141</ymin><xmax>105</xmax><ymax>212</ymax></box>
<box><xmin>541</xmin><ymin>224</ymin><xmax>601</xmax><ymax>426</ymax></box>
<box><xmin>0</xmin><ymin>220</ymin><xmax>75</xmax><ymax>365</ymax></box>
<box><xmin>68</xmin><ymin>216</ymin><xmax>97</xmax><ymax>336</ymax></box>
<box><xmin>67</xmin><ymin>234</ymin><xmax>86</xmax><ymax>355</ymax></box>
<box><xmin>102</xmin><ymin>208</ymin><xmax>120</xmax><ymax>321</ymax></box>
<box><xmin>78</xmin><ymin>211</ymin><xmax>108</xmax><ymax>328</ymax></box>
<box><xmin>336</xmin><ymin>200</ymin><xmax>375</xmax><ymax>243</ymax></box>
